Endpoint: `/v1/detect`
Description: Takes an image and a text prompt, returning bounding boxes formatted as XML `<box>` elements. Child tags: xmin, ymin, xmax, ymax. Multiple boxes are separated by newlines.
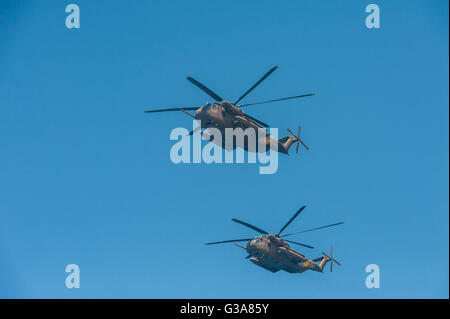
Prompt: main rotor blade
<box><xmin>232</xmin><ymin>218</ymin><xmax>268</xmax><ymax>235</ymax></box>
<box><xmin>280</xmin><ymin>222</ymin><xmax>344</xmax><ymax>238</ymax></box>
<box><xmin>144</xmin><ymin>107</ymin><xmax>199</xmax><ymax>113</ymax></box>
<box><xmin>205</xmin><ymin>238</ymin><xmax>253</xmax><ymax>245</ymax></box>
<box><xmin>238</xmin><ymin>94</ymin><xmax>315</xmax><ymax>107</ymax></box>
<box><xmin>234</xmin><ymin>243</ymin><xmax>247</xmax><ymax>250</ymax></box>
<box><xmin>243</xmin><ymin>113</ymin><xmax>270</xmax><ymax>128</ymax></box>
<box><xmin>186</xmin><ymin>76</ymin><xmax>223</xmax><ymax>102</ymax></box>
<box><xmin>278</xmin><ymin>205</ymin><xmax>306</xmax><ymax>236</ymax></box>
<box><xmin>234</xmin><ymin>66</ymin><xmax>278</xmax><ymax>105</ymax></box>
<box><xmin>284</xmin><ymin>239</ymin><xmax>314</xmax><ymax>249</ymax></box>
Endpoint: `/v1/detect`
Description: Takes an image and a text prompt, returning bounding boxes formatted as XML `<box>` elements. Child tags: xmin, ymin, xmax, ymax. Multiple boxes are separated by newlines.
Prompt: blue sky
<box><xmin>0</xmin><ymin>0</ymin><xmax>448</xmax><ymax>298</ymax></box>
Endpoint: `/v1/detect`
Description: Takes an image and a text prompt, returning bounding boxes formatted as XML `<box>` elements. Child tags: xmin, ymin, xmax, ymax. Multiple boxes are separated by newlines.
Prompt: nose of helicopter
<box><xmin>246</xmin><ymin>241</ymin><xmax>256</xmax><ymax>254</ymax></box>
<box><xmin>195</xmin><ymin>104</ymin><xmax>209</xmax><ymax>117</ymax></box>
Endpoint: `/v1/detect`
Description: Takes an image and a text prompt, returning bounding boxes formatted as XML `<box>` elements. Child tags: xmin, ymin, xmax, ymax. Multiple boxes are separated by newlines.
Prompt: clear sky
<box><xmin>0</xmin><ymin>0</ymin><xmax>448</xmax><ymax>298</ymax></box>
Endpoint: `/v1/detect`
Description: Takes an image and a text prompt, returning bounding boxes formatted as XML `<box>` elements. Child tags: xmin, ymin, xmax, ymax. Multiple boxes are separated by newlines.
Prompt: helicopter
<box><xmin>145</xmin><ymin>66</ymin><xmax>314</xmax><ymax>154</ymax></box>
<box><xmin>205</xmin><ymin>205</ymin><xmax>343</xmax><ymax>274</ymax></box>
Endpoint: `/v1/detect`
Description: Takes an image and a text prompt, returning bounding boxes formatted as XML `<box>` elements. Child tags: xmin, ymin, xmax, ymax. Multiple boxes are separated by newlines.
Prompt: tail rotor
<box><xmin>321</xmin><ymin>246</ymin><xmax>341</xmax><ymax>272</ymax></box>
<box><xmin>287</xmin><ymin>126</ymin><xmax>310</xmax><ymax>153</ymax></box>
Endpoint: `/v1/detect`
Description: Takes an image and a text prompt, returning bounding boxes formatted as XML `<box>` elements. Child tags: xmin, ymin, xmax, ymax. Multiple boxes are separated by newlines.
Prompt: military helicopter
<box><xmin>206</xmin><ymin>206</ymin><xmax>343</xmax><ymax>274</ymax></box>
<box><xmin>145</xmin><ymin>66</ymin><xmax>314</xmax><ymax>154</ymax></box>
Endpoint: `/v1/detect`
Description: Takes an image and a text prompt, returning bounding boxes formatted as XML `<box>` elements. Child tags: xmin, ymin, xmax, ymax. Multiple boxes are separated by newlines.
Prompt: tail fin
<box><xmin>278</xmin><ymin>136</ymin><xmax>298</xmax><ymax>154</ymax></box>
<box><xmin>318</xmin><ymin>256</ymin><xmax>330</xmax><ymax>272</ymax></box>
<box><xmin>313</xmin><ymin>256</ymin><xmax>325</xmax><ymax>263</ymax></box>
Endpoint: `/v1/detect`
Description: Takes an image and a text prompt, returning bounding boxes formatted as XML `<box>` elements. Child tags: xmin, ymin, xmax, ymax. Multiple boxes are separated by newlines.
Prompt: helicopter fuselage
<box><xmin>245</xmin><ymin>235</ymin><xmax>324</xmax><ymax>273</ymax></box>
<box><xmin>194</xmin><ymin>101</ymin><xmax>286</xmax><ymax>153</ymax></box>
<box><xmin>195</xmin><ymin>102</ymin><xmax>236</xmax><ymax>129</ymax></box>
